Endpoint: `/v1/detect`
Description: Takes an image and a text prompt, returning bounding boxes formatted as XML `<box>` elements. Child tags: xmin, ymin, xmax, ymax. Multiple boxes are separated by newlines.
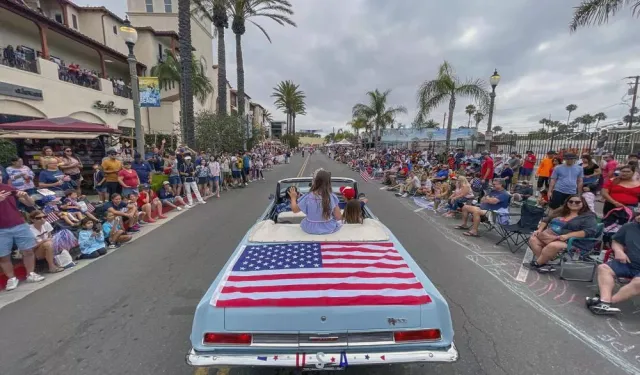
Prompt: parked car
<box><xmin>186</xmin><ymin>177</ymin><xmax>459</xmax><ymax>371</ymax></box>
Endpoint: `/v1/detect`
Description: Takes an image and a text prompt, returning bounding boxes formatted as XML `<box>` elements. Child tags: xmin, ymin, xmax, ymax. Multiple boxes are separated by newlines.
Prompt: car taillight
<box><xmin>203</xmin><ymin>333</ymin><xmax>252</xmax><ymax>345</ymax></box>
<box><xmin>394</xmin><ymin>329</ymin><xmax>441</xmax><ymax>342</ymax></box>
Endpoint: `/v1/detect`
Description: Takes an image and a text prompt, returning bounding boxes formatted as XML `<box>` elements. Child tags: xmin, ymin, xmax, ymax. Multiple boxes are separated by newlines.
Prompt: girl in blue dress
<box><xmin>289</xmin><ymin>170</ymin><xmax>342</xmax><ymax>234</ymax></box>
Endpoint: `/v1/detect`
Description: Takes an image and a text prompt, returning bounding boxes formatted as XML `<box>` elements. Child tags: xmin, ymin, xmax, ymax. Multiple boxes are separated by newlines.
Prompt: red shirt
<box><xmin>481</xmin><ymin>157</ymin><xmax>494</xmax><ymax>179</ymax></box>
<box><xmin>0</xmin><ymin>183</ymin><xmax>26</xmax><ymax>229</ymax></box>
<box><xmin>136</xmin><ymin>191</ymin><xmax>157</xmax><ymax>208</ymax></box>
<box><xmin>523</xmin><ymin>154</ymin><xmax>536</xmax><ymax>169</ymax></box>
<box><xmin>603</xmin><ymin>180</ymin><xmax>640</xmax><ymax>206</ymax></box>
<box><xmin>118</xmin><ymin>169</ymin><xmax>139</xmax><ymax>188</ymax></box>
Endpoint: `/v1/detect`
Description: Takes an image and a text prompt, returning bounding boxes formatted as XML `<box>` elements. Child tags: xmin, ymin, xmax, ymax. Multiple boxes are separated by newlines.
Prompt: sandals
<box><xmin>463</xmin><ymin>231</ymin><xmax>480</xmax><ymax>237</ymax></box>
<box><xmin>48</xmin><ymin>267</ymin><xmax>65</xmax><ymax>273</ymax></box>
<box><xmin>454</xmin><ymin>225</ymin><xmax>469</xmax><ymax>230</ymax></box>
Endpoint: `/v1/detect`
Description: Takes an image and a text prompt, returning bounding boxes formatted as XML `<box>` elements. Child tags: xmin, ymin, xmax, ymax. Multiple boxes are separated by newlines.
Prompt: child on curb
<box><xmin>77</xmin><ymin>218</ymin><xmax>107</xmax><ymax>259</ymax></box>
<box><xmin>102</xmin><ymin>212</ymin><xmax>132</xmax><ymax>249</ymax></box>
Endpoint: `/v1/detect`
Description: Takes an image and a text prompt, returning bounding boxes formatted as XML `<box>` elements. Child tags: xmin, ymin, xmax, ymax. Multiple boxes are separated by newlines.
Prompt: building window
<box><xmin>164</xmin><ymin>0</ymin><xmax>172</xmax><ymax>12</ymax></box>
<box><xmin>158</xmin><ymin>44</ymin><xmax>163</xmax><ymax>61</ymax></box>
<box><xmin>72</xmin><ymin>14</ymin><xmax>78</xmax><ymax>29</ymax></box>
<box><xmin>113</xmin><ymin>25</ymin><xmax>118</xmax><ymax>34</ymax></box>
<box><xmin>54</xmin><ymin>13</ymin><xmax>63</xmax><ymax>24</ymax></box>
<box><xmin>145</xmin><ymin>0</ymin><xmax>153</xmax><ymax>12</ymax></box>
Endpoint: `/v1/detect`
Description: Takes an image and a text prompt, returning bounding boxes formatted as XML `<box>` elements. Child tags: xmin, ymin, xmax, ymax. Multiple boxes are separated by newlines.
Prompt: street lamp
<box><xmin>120</xmin><ymin>18</ymin><xmax>144</xmax><ymax>158</ymax></box>
<box><xmin>486</xmin><ymin>69</ymin><xmax>501</xmax><ymax>151</ymax></box>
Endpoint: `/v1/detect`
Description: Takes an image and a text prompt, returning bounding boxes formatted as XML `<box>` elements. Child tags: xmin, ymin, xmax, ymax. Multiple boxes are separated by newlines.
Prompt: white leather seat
<box><xmin>277</xmin><ymin>210</ymin><xmax>345</xmax><ymax>224</ymax></box>
<box><xmin>249</xmin><ymin>219</ymin><xmax>389</xmax><ymax>243</ymax></box>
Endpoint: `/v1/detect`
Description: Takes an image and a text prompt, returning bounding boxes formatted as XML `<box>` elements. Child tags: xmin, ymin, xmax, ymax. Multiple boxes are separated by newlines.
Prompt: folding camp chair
<box><xmin>494</xmin><ymin>202</ymin><xmax>545</xmax><ymax>253</ymax></box>
<box><xmin>558</xmin><ymin>223</ymin><xmax>604</xmax><ymax>282</ymax></box>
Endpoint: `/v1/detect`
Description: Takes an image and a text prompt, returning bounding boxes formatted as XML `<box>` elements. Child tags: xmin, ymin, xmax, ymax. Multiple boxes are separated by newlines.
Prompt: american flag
<box><xmin>45</xmin><ymin>211</ymin><xmax>59</xmax><ymax>224</ymax></box>
<box><xmin>211</xmin><ymin>242</ymin><xmax>431</xmax><ymax>308</ymax></box>
<box><xmin>360</xmin><ymin>170</ymin><xmax>373</xmax><ymax>182</ymax></box>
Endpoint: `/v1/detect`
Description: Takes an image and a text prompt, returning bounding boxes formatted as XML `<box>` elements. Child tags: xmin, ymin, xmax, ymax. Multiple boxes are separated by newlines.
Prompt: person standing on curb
<box><xmin>180</xmin><ymin>155</ymin><xmax>205</xmax><ymax>207</ymax></box>
<box><xmin>0</xmin><ymin>183</ymin><xmax>45</xmax><ymax>291</ymax></box>
<box><xmin>548</xmin><ymin>153</ymin><xmax>583</xmax><ymax>209</ymax></box>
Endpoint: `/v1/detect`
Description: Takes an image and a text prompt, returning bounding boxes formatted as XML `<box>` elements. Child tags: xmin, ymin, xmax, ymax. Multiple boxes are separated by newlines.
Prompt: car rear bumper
<box><xmin>186</xmin><ymin>343</ymin><xmax>458</xmax><ymax>368</ymax></box>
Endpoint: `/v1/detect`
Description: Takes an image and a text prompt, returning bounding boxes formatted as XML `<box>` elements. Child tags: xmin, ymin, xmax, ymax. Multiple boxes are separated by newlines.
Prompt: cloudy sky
<box><xmin>82</xmin><ymin>0</ymin><xmax>639</xmax><ymax>134</ymax></box>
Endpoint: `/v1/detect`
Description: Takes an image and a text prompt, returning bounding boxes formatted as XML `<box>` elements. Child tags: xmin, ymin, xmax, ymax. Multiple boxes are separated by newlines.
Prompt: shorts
<box><xmin>0</xmin><ymin>223</ymin><xmax>37</xmax><ymax>257</ymax></box>
<box><xmin>95</xmin><ymin>185</ymin><xmax>107</xmax><ymax>193</ymax></box>
<box><xmin>197</xmin><ymin>177</ymin><xmax>208</xmax><ymax>185</ymax></box>
<box><xmin>169</xmin><ymin>175</ymin><xmax>182</xmax><ymax>185</ymax></box>
<box><xmin>243</xmin><ymin>168</ymin><xmax>250</xmax><ymax>175</ymax></box>
<box><xmin>69</xmin><ymin>173</ymin><xmax>82</xmax><ymax>181</ymax></box>
<box><xmin>122</xmin><ymin>187</ymin><xmax>138</xmax><ymax>197</ymax></box>
<box><xmin>210</xmin><ymin>176</ymin><xmax>220</xmax><ymax>183</ymax></box>
<box><xmin>161</xmin><ymin>198</ymin><xmax>175</xmax><ymax>205</ymax></box>
<box><xmin>232</xmin><ymin>170</ymin><xmax>241</xmax><ymax>179</ymax></box>
<box><xmin>606</xmin><ymin>260</ymin><xmax>640</xmax><ymax>278</ymax></box>
<box><xmin>520</xmin><ymin>168</ymin><xmax>533</xmax><ymax>177</ymax></box>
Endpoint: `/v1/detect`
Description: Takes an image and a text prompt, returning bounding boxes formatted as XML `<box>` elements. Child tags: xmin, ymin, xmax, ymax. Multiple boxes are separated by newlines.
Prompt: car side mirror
<box><xmin>268</xmin><ymin>194</ymin><xmax>274</xmax><ymax>200</ymax></box>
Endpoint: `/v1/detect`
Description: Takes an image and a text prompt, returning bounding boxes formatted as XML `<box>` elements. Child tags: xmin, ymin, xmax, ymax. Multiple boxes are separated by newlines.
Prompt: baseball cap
<box><xmin>339</xmin><ymin>186</ymin><xmax>356</xmax><ymax>200</ymax></box>
<box><xmin>184</xmin><ymin>155</ymin><xmax>192</xmax><ymax>160</ymax></box>
<box><xmin>162</xmin><ymin>181</ymin><xmax>170</xmax><ymax>185</ymax></box>
<box><xmin>563</xmin><ymin>153</ymin><xmax>577</xmax><ymax>160</ymax></box>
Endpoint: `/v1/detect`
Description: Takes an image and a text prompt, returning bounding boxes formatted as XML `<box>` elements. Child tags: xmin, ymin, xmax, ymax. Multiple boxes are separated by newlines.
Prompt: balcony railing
<box><xmin>113</xmin><ymin>83</ymin><xmax>133</xmax><ymax>99</ymax></box>
<box><xmin>57</xmin><ymin>66</ymin><xmax>100</xmax><ymax>91</ymax></box>
<box><xmin>0</xmin><ymin>49</ymin><xmax>39</xmax><ymax>74</ymax></box>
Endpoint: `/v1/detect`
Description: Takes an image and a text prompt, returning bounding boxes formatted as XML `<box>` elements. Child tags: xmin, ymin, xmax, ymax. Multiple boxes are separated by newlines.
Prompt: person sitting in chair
<box><xmin>454</xmin><ymin>178</ymin><xmax>510</xmax><ymax>237</ymax></box>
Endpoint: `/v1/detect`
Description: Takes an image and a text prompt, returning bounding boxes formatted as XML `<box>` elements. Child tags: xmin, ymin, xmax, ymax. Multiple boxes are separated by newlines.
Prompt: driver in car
<box><xmin>289</xmin><ymin>170</ymin><xmax>342</xmax><ymax>234</ymax></box>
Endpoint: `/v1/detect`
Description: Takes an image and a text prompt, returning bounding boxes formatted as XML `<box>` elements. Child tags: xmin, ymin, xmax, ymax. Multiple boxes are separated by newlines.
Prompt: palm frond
<box><xmin>455</xmin><ymin>79</ymin><xmax>490</xmax><ymax>113</ymax></box>
<box><xmin>569</xmin><ymin>0</ymin><xmax>627</xmax><ymax>32</ymax></box>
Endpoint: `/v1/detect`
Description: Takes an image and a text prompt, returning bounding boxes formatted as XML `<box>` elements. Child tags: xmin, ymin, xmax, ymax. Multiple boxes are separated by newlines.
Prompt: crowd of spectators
<box><xmin>328</xmin><ymin>145</ymin><xmax>640</xmax><ymax>315</ymax></box>
<box><xmin>0</xmin><ymin>141</ymin><xmax>288</xmax><ymax>292</ymax></box>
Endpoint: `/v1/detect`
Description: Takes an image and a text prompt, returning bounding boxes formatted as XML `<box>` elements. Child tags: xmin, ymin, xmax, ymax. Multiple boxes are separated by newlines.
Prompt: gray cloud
<box><xmin>82</xmin><ymin>0</ymin><xmax>640</xmax><ymax>134</ymax></box>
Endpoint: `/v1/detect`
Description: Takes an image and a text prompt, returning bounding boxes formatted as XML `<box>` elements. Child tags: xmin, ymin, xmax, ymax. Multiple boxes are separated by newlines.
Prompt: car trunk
<box><xmin>224</xmin><ymin>305</ymin><xmax>422</xmax><ymax>332</ymax></box>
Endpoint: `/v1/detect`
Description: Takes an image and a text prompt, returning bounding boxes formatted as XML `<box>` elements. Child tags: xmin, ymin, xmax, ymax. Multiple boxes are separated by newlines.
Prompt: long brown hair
<box><xmin>343</xmin><ymin>199</ymin><xmax>363</xmax><ymax>224</ymax></box>
<box><xmin>310</xmin><ymin>170</ymin><xmax>332</xmax><ymax>219</ymax></box>
<box><xmin>555</xmin><ymin>194</ymin><xmax>590</xmax><ymax>217</ymax></box>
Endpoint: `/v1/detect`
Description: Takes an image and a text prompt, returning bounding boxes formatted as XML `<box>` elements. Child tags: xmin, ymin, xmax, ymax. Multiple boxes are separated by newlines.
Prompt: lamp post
<box><xmin>120</xmin><ymin>18</ymin><xmax>144</xmax><ymax>158</ymax></box>
<box><xmin>486</xmin><ymin>69</ymin><xmax>501</xmax><ymax>152</ymax></box>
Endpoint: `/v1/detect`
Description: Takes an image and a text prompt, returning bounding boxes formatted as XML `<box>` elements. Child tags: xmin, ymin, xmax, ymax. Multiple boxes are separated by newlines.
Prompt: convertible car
<box><xmin>187</xmin><ymin>177</ymin><xmax>459</xmax><ymax>371</ymax></box>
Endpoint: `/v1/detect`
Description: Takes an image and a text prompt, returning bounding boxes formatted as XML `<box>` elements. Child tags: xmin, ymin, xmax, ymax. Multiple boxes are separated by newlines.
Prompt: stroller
<box><xmin>601</xmin><ymin>206</ymin><xmax>634</xmax><ymax>262</ymax></box>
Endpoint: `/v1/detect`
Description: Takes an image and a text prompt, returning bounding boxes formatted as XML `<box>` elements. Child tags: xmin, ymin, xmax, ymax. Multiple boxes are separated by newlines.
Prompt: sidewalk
<box><xmin>0</xmin><ymin>195</ymin><xmax>211</xmax><ymax>310</ymax></box>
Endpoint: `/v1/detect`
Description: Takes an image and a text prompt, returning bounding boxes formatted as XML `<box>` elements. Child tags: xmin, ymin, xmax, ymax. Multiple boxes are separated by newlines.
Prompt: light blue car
<box><xmin>187</xmin><ymin>177</ymin><xmax>459</xmax><ymax>371</ymax></box>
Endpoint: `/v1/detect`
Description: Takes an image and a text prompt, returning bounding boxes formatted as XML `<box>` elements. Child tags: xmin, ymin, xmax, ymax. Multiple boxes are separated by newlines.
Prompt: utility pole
<box><xmin>626</xmin><ymin>75</ymin><xmax>639</xmax><ymax>129</ymax></box>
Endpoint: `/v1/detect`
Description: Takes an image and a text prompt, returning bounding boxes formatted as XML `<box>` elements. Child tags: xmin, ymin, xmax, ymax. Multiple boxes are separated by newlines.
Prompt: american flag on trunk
<box><xmin>211</xmin><ymin>242</ymin><xmax>431</xmax><ymax>308</ymax></box>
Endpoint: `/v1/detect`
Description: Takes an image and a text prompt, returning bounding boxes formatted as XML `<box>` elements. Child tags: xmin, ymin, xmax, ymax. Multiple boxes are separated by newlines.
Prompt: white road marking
<box><xmin>413</xmin><ymin>207</ymin><xmax>425</xmax><ymax>212</ymax></box>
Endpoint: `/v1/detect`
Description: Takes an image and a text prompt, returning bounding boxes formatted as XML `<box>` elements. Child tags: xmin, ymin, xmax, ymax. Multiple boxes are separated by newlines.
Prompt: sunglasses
<box><xmin>64</xmin><ymin>150</ymin><xmax>72</xmax><ymax>152</ymax></box>
<box><xmin>35</xmin><ymin>216</ymin><xmax>45</xmax><ymax>220</ymax></box>
<box><xmin>567</xmin><ymin>200</ymin><xmax>582</xmax><ymax>204</ymax></box>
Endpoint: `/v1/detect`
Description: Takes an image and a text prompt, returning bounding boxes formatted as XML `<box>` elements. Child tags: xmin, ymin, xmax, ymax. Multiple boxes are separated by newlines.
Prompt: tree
<box><xmin>352</xmin><ymin>89</ymin><xmax>407</xmax><ymax>149</ymax></box>
<box><xmin>425</xmin><ymin>119</ymin><xmax>440</xmax><ymax>129</ymax></box>
<box><xmin>271</xmin><ymin>80</ymin><xmax>306</xmax><ymax>135</ymax></box>
<box><xmin>178</xmin><ymin>0</ymin><xmax>196</xmax><ymax>147</ymax></box>
<box><xmin>348</xmin><ymin>117</ymin><xmax>367</xmax><ymax>136</ymax></box>
<box><xmin>576</xmin><ymin>113</ymin><xmax>595</xmax><ymax>132</ymax></box>
<box><xmin>594</xmin><ymin>112</ymin><xmax>607</xmax><ymax>130</ymax></box>
<box><xmin>262</xmin><ymin>109</ymin><xmax>273</xmax><ymax>124</ymax></box>
<box><xmin>229</xmin><ymin>0</ymin><xmax>296</xmax><ymax>116</ymax></box>
<box><xmin>195</xmin><ymin>111</ymin><xmax>247</xmax><ymax>152</ymax></box>
<box><xmin>566</xmin><ymin>104</ymin><xmax>578</xmax><ymax>125</ymax></box>
<box><xmin>151</xmin><ymin>49</ymin><xmax>214</xmax><ymax>105</ymax></box>
<box><xmin>493</xmin><ymin>125</ymin><xmax>503</xmax><ymax>133</ymax></box>
<box><xmin>473</xmin><ymin>112</ymin><xmax>485</xmax><ymax>129</ymax></box>
<box><xmin>416</xmin><ymin>61</ymin><xmax>490</xmax><ymax>149</ymax></box>
<box><xmin>539</xmin><ymin>118</ymin><xmax>550</xmax><ymax>132</ymax></box>
<box><xmin>465</xmin><ymin>104</ymin><xmax>476</xmax><ymax>128</ymax></box>
<box><xmin>570</xmin><ymin>0</ymin><xmax>640</xmax><ymax>32</ymax></box>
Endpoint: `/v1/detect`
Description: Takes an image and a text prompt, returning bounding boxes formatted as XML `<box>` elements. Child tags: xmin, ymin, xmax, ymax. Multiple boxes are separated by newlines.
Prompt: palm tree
<box><xmin>271</xmin><ymin>80</ymin><xmax>305</xmax><ymax>136</ymax></box>
<box><xmin>352</xmin><ymin>89</ymin><xmax>407</xmax><ymax>149</ymax></box>
<box><xmin>570</xmin><ymin>0</ymin><xmax>640</xmax><ymax>32</ymax></box>
<box><xmin>539</xmin><ymin>118</ymin><xmax>550</xmax><ymax>132</ymax></box>
<box><xmin>566</xmin><ymin>104</ymin><xmax>578</xmax><ymax>125</ymax></box>
<box><xmin>348</xmin><ymin>117</ymin><xmax>368</xmax><ymax>137</ymax></box>
<box><xmin>465</xmin><ymin>104</ymin><xmax>476</xmax><ymax>127</ymax></box>
<box><xmin>262</xmin><ymin>108</ymin><xmax>273</xmax><ymax>124</ymax></box>
<box><xmin>178</xmin><ymin>0</ymin><xmax>195</xmax><ymax>146</ymax></box>
<box><xmin>229</xmin><ymin>0</ymin><xmax>296</xmax><ymax>117</ymax></box>
<box><xmin>594</xmin><ymin>112</ymin><xmax>607</xmax><ymax>130</ymax></box>
<box><xmin>416</xmin><ymin>61</ymin><xmax>490</xmax><ymax>149</ymax></box>
<box><xmin>493</xmin><ymin>125</ymin><xmax>503</xmax><ymax>133</ymax></box>
<box><xmin>198</xmin><ymin>0</ymin><xmax>230</xmax><ymax>115</ymax></box>
<box><xmin>425</xmin><ymin>119</ymin><xmax>440</xmax><ymax>129</ymax></box>
<box><xmin>151</xmin><ymin>49</ymin><xmax>214</xmax><ymax>105</ymax></box>
<box><xmin>473</xmin><ymin>112</ymin><xmax>485</xmax><ymax>129</ymax></box>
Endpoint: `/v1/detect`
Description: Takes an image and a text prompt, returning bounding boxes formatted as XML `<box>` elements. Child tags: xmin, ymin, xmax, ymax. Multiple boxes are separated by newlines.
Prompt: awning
<box><xmin>0</xmin><ymin>117</ymin><xmax>121</xmax><ymax>134</ymax></box>
<box><xmin>0</xmin><ymin>131</ymin><xmax>107</xmax><ymax>139</ymax></box>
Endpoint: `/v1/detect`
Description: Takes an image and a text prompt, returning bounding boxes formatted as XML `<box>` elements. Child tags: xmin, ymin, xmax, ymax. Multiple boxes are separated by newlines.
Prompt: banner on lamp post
<box><xmin>139</xmin><ymin>77</ymin><xmax>161</xmax><ymax>107</ymax></box>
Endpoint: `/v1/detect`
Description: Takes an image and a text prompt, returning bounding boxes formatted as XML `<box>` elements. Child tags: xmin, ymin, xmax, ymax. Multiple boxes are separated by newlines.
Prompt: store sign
<box><xmin>93</xmin><ymin>100</ymin><xmax>128</xmax><ymax>115</ymax></box>
<box><xmin>0</xmin><ymin>82</ymin><xmax>43</xmax><ymax>101</ymax></box>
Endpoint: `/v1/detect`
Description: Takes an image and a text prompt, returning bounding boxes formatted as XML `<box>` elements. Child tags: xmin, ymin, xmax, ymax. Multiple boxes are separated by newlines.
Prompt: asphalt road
<box><xmin>0</xmin><ymin>152</ymin><xmax>635</xmax><ymax>375</ymax></box>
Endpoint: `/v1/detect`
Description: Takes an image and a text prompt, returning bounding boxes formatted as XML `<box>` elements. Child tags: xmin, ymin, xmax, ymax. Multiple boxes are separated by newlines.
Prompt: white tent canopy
<box><xmin>336</xmin><ymin>139</ymin><xmax>352</xmax><ymax>145</ymax></box>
